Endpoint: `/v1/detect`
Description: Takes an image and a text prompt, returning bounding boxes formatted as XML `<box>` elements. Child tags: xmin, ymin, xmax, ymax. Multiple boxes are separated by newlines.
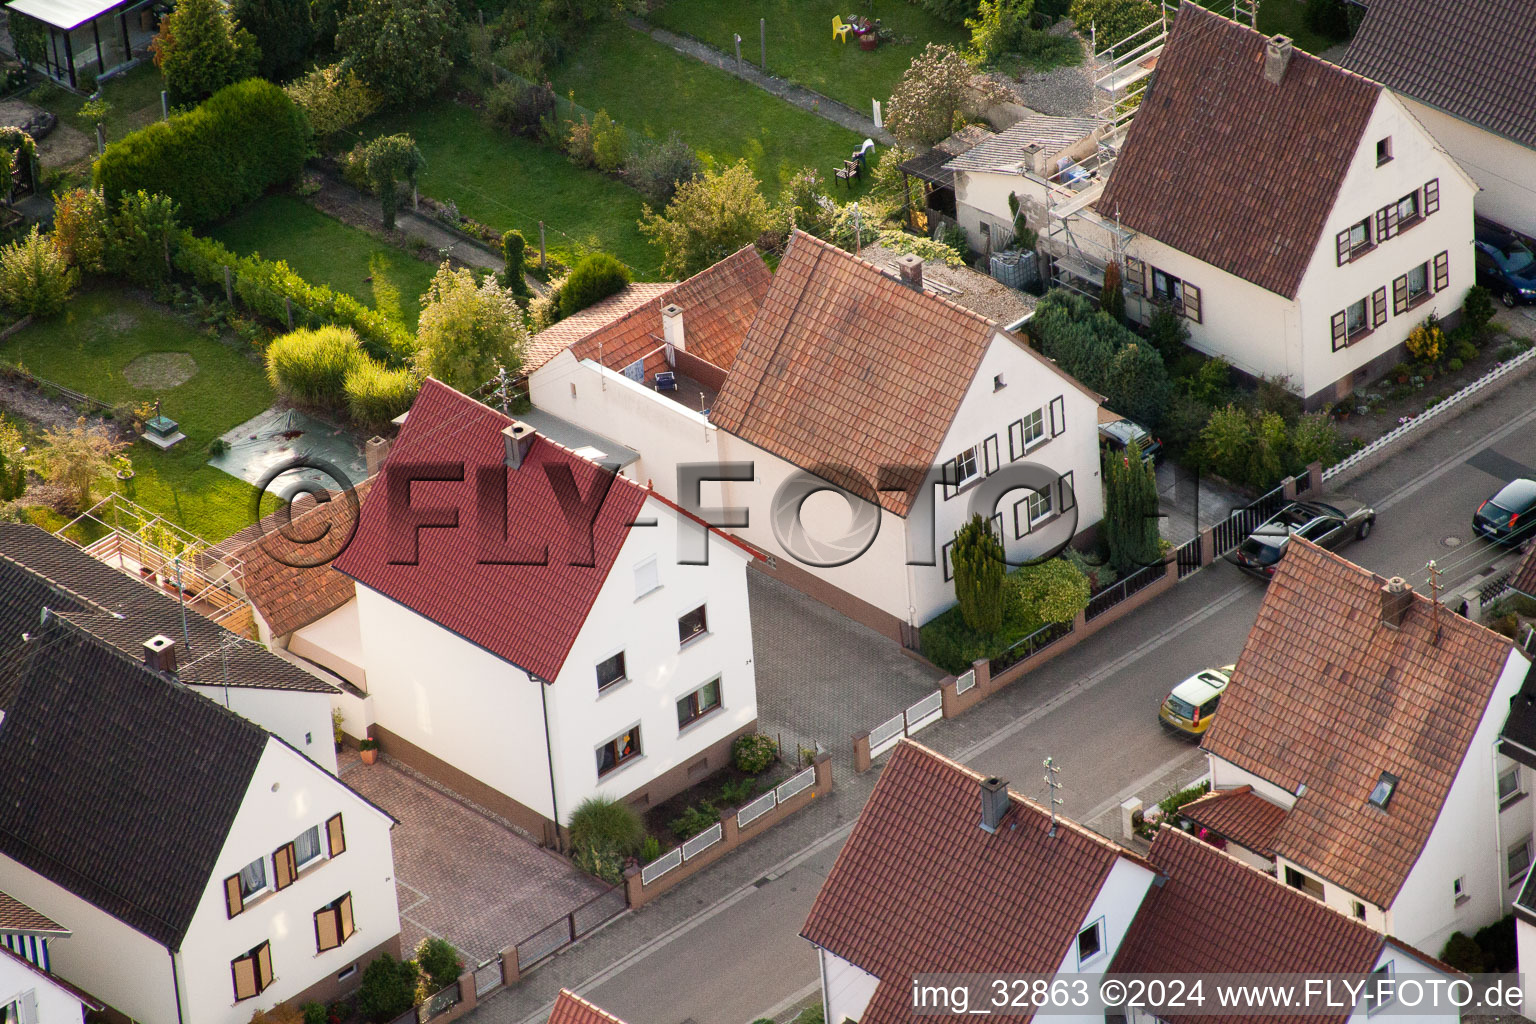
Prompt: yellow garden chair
<box><xmin>832</xmin><ymin>15</ymin><xmax>851</xmax><ymax>42</ymax></box>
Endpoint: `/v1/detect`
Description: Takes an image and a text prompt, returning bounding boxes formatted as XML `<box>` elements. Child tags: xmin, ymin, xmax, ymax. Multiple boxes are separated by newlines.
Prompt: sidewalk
<box><xmin>627</xmin><ymin>18</ymin><xmax>894</xmax><ymax>145</ymax></box>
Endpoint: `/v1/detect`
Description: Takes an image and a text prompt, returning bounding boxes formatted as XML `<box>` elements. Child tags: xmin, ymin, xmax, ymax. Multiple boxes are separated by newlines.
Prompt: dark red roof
<box><xmin>332</xmin><ymin>379</ymin><xmax>649</xmax><ymax>681</ymax></box>
<box><xmin>1096</xmin><ymin>5</ymin><xmax>1381</xmax><ymax>299</ymax></box>
<box><xmin>548</xmin><ymin>990</ymin><xmax>629</xmax><ymax>1024</ymax></box>
<box><xmin>1179</xmin><ymin>785</ymin><xmax>1288</xmax><ymax>858</ymax></box>
<box><xmin>1512</xmin><ymin>544</ymin><xmax>1536</xmax><ymax>600</ymax></box>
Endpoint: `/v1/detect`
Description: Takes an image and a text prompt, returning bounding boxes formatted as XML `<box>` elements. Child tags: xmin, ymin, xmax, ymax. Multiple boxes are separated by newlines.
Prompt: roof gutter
<box><xmin>539</xmin><ymin>679</ymin><xmax>562</xmax><ymax>852</ymax></box>
<box><xmin>169</xmin><ymin>947</ymin><xmax>186</xmax><ymax>1024</ymax></box>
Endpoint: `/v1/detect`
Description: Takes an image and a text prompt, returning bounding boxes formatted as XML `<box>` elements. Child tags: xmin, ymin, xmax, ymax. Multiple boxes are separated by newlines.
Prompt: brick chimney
<box><xmin>895</xmin><ymin>253</ymin><xmax>924</xmax><ymax>291</ymax></box>
<box><xmin>1380</xmin><ymin>576</ymin><xmax>1413</xmax><ymax>630</ymax></box>
<box><xmin>143</xmin><ymin>634</ymin><xmax>177</xmax><ymax>674</ymax></box>
<box><xmin>662</xmin><ymin>303</ymin><xmax>685</xmax><ymax>352</ymax></box>
<box><xmin>365</xmin><ymin>435</ymin><xmax>391</xmax><ymax>478</ymax></box>
<box><xmin>1263</xmin><ymin>35</ymin><xmax>1294</xmax><ymax>85</ymax></box>
<box><xmin>980</xmin><ymin>776</ymin><xmax>1010</xmax><ymax>834</ymax></box>
<box><xmin>502</xmin><ymin>421</ymin><xmax>536</xmax><ymax>470</ymax></box>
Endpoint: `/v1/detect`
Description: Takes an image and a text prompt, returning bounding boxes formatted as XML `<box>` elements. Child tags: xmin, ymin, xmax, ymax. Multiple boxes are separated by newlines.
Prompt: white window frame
<box><xmin>1453</xmin><ymin>875</ymin><xmax>1468</xmax><ymax>905</ymax></box>
<box><xmin>1509</xmin><ymin>835</ymin><xmax>1533</xmax><ymax>887</ymax></box>
<box><xmin>1364</xmin><ymin>962</ymin><xmax>1394</xmax><ymax>1015</ymax></box>
<box><xmin>1396</xmin><ymin>191</ymin><xmax>1419</xmax><ymax>225</ymax></box>
<box><xmin>1027</xmin><ymin>487</ymin><xmax>1053</xmax><ymax>526</ymax></box>
<box><xmin>1499</xmin><ymin>765</ymin><xmax>1524</xmax><ymax>807</ymax></box>
<box><xmin>1076</xmin><ymin>918</ymin><xmax>1105</xmax><ymax>966</ymax></box>
<box><xmin>1345</xmin><ymin>297</ymin><xmax>1369</xmax><ymax>336</ymax></box>
<box><xmin>1022</xmin><ymin>407</ymin><xmax>1045</xmax><ymax>449</ymax></box>
<box><xmin>1407</xmin><ymin>261</ymin><xmax>1430</xmax><ymax>301</ymax></box>
<box><xmin>953</xmin><ymin>446</ymin><xmax>981</xmax><ymax>490</ymax></box>
<box><xmin>1348</xmin><ymin>218</ymin><xmax>1371</xmax><ymax>251</ymax></box>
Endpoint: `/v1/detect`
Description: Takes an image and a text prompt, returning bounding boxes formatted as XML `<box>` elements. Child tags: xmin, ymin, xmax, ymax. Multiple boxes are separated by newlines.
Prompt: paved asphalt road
<box><xmin>556</xmin><ymin>379</ymin><xmax>1536</xmax><ymax>1024</ymax></box>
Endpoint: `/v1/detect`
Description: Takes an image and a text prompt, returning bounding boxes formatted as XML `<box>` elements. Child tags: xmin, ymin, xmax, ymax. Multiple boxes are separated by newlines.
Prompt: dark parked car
<box><xmin>1225</xmin><ymin>499</ymin><xmax>1376</xmax><ymax>579</ymax></box>
<box><xmin>1473</xmin><ymin>478</ymin><xmax>1536</xmax><ymax>546</ymax></box>
<box><xmin>1098</xmin><ymin>417</ymin><xmax>1162</xmax><ymax>463</ymax></box>
<box><xmin>1474</xmin><ymin>226</ymin><xmax>1536</xmax><ymax>307</ymax></box>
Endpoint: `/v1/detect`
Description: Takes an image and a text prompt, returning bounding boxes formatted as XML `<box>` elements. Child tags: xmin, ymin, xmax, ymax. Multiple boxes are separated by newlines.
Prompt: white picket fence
<box><xmin>1324</xmin><ymin>343</ymin><xmax>1536</xmax><ymax>483</ymax></box>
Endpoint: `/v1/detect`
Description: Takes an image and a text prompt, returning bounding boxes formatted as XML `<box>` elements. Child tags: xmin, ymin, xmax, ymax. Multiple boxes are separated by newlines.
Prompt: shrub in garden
<box><xmin>1100</xmin><ymin>260</ymin><xmax>1125</xmax><ymax>321</ymax></box>
<box><xmin>94</xmin><ymin>80</ymin><xmax>308</xmax><ymax>228</ymax></box>
<box><xmin>336</xmin><ymin>0</ymin><xmax>459</xmax><ymax>106</ymax></box>
<box><xmin>589</xmin><ymin>110</ymin><xmax>628</xmax><ymax>173</ymax></box>
<box><xmin>105</xmin><ymin>190</ymin><xmax>180</xmax><ymax>286</ymax></box>
<box><xmin>265</xmin><ymin>325</ymin><xmax>363</xmax><ymax>407</ymax></box>
<box><xmin>733</xmin><ymin>733</ymin><xmax>778</xmax><ymax>774</ymax></box>
<box><xmin>1145</xmin><ymin>299</ymin><xmax>1189</xmax><ymax>361</ymax></box>
<box><xmin>565</xmin><ymin>113</ymin><xmax>597</xmax><ymax>167</ymax></box>
<box><xmin>0</xmin><ymin>227</ymin><xmax>77</xmax><ymax>316</ymax></box>
<box><xmin>639</xmin><ymin>836</ymin><xmax>661</xmax><ymax>863</ymax></box>
<box><xmin>568</xmin><ymin>795</ymin><xmax>645</xmax><ymax>857</ymax></box>
<box><xmin>52</xmin><ymin>187</ymin><xmax>108</xmax><ymax>272</ymax></box>
<box><xmin>150</xmin><ymin>0</ymin><xmax>259</xmax><ymax>105</ymax></box>
<box><xmin>669</xmin><ymin>800</ymin><xmax>718</xmax><ymax>841</ymax></box>
<box><xmin>1474</xmin><ymin>915</ymin><xmax>1517</xmax><ymax>973</ymax></box>
<box><xmin>361</xmin><ymin>133</ymin><xmax>423</xmax><ymax>232</ymax></box>
<box><xmin>921</xmin><ymin>0</ymin><xmax>980</xmax><ymax>25</ymax></box>
<box><xmin>1070</xmin><ymin>0</ymin><xmax>1158</xmax><ymax>50</ymax></box>
<box><xmin>357</xmin><ymin>953</ymin><xmax>417</xmax><ymax>1024</ymax></box>
<box><xmin>29</xmin><ymin>418</ymin><xmax>126</xmax><ymax>512</ymax></box>
<box><xmin>557</xmin><ymin>253</ymin><xmax>630</xmax><ymax>318</ymax></box>
<box><xmin>1030</xmin><ymin>290</ymin><xmax>1171</xmax><ymax>427</ymax></box>
<box><xmin>952</xmin><ymin>513</ymin><xmax>1005</xmax><ymax>633</ymax></box>
<box><xmin>500</xmin><ymin>229</ymin><xmax>530</xmax><ymax>295</ymax></box>
<box><xmin>625</xmin><ymin>132</ymin><xmax>701</xmax><ymax>207</ymax></box>
<box><xmin>487</xmin><ymin>80</ymin><xmax>556</xmax><ymax>138</ymax></box>
<box><xmin>639</xmin><ymin>161</ymin><xmax>773</xmax><ymax>277</ymax></box>
<box><xmin>1303</xmin><ymin>0</ymin><xmax>1350</xmax><ymax>41</ymax></box>
<box><xmin>873</xmin><ymin>230</ymin><xmax>963</xmax><ymax>267</ymax></box>
<box><xmin>1289</xmin><ymin>412</ymin><xmax>1343</xmax><ymax>469</ymax></box>
<box><xmin>1010</xmin><ymin>556</ymin><xmax>1090</xmax><ymax>627</ymax></box>
<box><xmin>413</xmin><ymin>937</ymin><xmax>462</xmax><ymax>993</ymax></box>
<box><xmin>415</xmin><ymin>264</ymin><xmax>527</xmax><ymax>393</ymax></box>
<box><xmin>302</xmin><ymin>1003</ymin><xmax>327</xmax><ymax>1024</ymax></box>
<box><xmin>1102</xmin><ymin>437</ymin><xmax>1159</xmax><ymax>573</ymax></box>
<box><xmin>1405</xmin><ymin>315</ymin><xmax>1445</xmax><ymax>362</ymax></box>
<box><xmin>1462</xmin><ymin>284</ymin><xmax>1496</xmax><ymax>340</ymax></box>
<box><xmin>344</xmin><ymin>359</ymin><xmax>420</xmax><ymax>428</ymax></box>
<box><xmin>1439</xmin><ymin>932</ymin><xmax>1484</xmax><ymax>974</ymax></box>
<box><xmin>285</xmin><ymin>64</ymin><xmax>381</xmax><ymax>141</ymax></box>
<box><xmin>885</xmin><ymin>44</ymin><xmax>973</xmax><ymax>146</ymax></box>
<box><xmin>233</xmin><ymin>0</ymin><xmax>314</xmax><ymax>81</ymax></box>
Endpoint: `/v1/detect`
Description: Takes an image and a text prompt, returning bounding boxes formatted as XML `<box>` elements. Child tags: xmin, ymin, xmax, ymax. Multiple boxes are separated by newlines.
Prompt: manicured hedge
<box><xmin>94</xmin><ymin>79</ymin><xmax>310</xmax><ymax>228</ymax></box>
<box><xmin>173</xmin><ymin>230</ymin><xmax>413</xmax><ymax>361</ymax></box>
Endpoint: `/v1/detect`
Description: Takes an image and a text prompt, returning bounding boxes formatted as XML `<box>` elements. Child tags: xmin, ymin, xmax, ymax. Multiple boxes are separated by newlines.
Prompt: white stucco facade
<box><xmin>189</xmin><ymin>684</ymin><xmax>338</xmax><ymax>775</ymax></box>
<box><xmin>819</xmin><ymin>949</ymin><xmax>880</xmax><ymax>1024</ymax></box>
<box><xmin>1395</xmin><ymin>94</ymin><xmax>1536</xmax><ymax>238</ymax></box>
<box><xmin>0</xmin><ymin>953</ymin><xmax>92</xmax><ymax>1024</ymax></box>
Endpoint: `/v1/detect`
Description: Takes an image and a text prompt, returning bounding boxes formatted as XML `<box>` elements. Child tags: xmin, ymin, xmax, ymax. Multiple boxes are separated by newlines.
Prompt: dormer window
<box><xmin>1376</xmin><ymin>137</ymin><xmax>1392</xmax><ymax>165</ymax></box>
<box><xmin>1368</xmin><ymin>771</ymin><xmax>1398</xmax><ymax>809</ymax></box>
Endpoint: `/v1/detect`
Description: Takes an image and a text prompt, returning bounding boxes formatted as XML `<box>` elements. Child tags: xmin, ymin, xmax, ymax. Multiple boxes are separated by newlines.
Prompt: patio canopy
<box><xmin>6</xmin><ymin>0</ymin><xmax>123</xmax><ymax>32</ymax></box>
<box><xmin>897</xmin><ymin>125</ymin><xmax>995</xmax><ymax>190</ymax></box>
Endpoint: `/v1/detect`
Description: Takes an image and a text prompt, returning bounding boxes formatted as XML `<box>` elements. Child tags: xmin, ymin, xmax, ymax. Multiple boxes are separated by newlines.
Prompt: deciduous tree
<box><xmin>885</xmin><ymin>44</ymin><xmax>973</xmax><ymax>146</ymax></box>
<box><xmin>30</xmin><ymin>417</ymin><xmax>126</xmax><ymax>511</ymax></box>
<box><xmin>414</xmin><ymin>264</ymin><xmax>527</xmax><ymax>393</ymax></box>
<box><xmin>639</xmin><ymin>160</ymin><xmax>771</xmax><ymax>277</ymax></box>
<box><xmin>232</xmin><ymin>0</ymin><xmax>314</xmax><ymax>80</ymax></box>
<box><xmin>336</xmin><ymin>0</ymin><xmax>460</xmax><ymax>106</ymax></box>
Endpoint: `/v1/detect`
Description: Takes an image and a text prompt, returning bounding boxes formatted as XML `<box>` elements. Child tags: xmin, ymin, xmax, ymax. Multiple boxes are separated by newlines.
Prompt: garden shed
<box><xmin>6</xmin><ymin>0</ymin><xmax>156</xmax><ymax>90</ymax></box>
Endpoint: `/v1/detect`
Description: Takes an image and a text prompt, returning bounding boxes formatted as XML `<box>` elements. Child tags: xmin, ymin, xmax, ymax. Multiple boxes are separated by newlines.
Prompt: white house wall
<box><xmin>189</xmin><ymin>685</ymin><xmax>337</xmax><ymax>775</ymax></box>
<box><xmin>953</xmin><ymin>170</ymin><xmax>1050</xmax><ymax>254</ymax></box>
<box><xmin>1397</xmin><ymin>96</ymin><xmax>1536</xmax><ymax>238</ymax></box>
<box><xmin>1206</xmin><ymin>757</ymin><xmax>1300</xmax><ymax>811</ymax></box>
<box><xmin>819</xmin><ymin>948</ymin><xmax>880</xmax><ymax>1024</ymax></box>
<box><xmin>1046</xmin><ymin>857</ymin><xmax>1157</xmax><ymax>1024</ymax></box>
<box><xmin>1343</xmin><ymin>944</ymin><xmax>1461</xmax><ymax>1024</ymax></box>
<box><xmin>543</xmin><ymin>497</ymin><xmax>756</xmax><ymax>819</ymax></box>
<box><xmin>287</xmin><ymin>598</ymin><xmax>368</xmax><ymax>690</ymax></box>
<box><xmin>1519</xmin><ymin>915</ymin><xmax>1536</xmax><ymax>1009</ymax></box>
<box><xmin>0</xmin><ymin>857</ymin><xmax>177</xmax><ymax>1024</ymax></box>
<box><xmin>180</xmin><ymin>737</ymin><xmax>399</xmax><ymax>1024</ymax></box>
<box><xmin>1390</xmin><ymin>651</ymin><xmax>1532</xmax><ymax>953</ymax></box>
<box><xmin>351</xmin><ymin>584</ymin><xmax>555</xmax><ymax>820</ymax></box>
<box><xmin>0</xmin><ymin>957</ymin><xmax>88</xmax><ymax>1024</ymax></box>
<box><xmin>1294</xmin><ymin>92</ymin><xmax>1477</xmax><ymax>402</ymax></box>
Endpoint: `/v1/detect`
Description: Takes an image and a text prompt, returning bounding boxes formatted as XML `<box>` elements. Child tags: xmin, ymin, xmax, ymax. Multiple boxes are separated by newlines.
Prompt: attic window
<box><xmin>1376</xmin><ymin>137</ymin><xmax>1392</xmax><ymax>165</ymax></box>
<box><xmin>1368</xmin><ymin>771</ymin><xmax>1398</xmax><ymax>809</ymax></box>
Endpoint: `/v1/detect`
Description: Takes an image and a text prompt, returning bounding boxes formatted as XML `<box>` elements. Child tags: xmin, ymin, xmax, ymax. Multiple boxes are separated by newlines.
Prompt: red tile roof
<box><xmin>523</xmin><ymin>283</ymin><xmax>673</xmax><ymax>373</ymax></box>
<box><xmin>548</xmin><ymin>991</ymin><xmax>630</xmax><ymax>1024</ymax></box>
<box><xmin>331</xmin><ymin>379</ymin><xmax>650</xmax><ymax>681</ymax></box>
<box><xmin>0</xmin><ymin>891</ymin><xmax>64</xmax><ymax>935</ymax></box>
<box><xmin>228</xmin><ymin>479</ymin><xmax>373</xmax><ymax>637</ymax></box>
<box><xmin>1203</xmin><ymin>540</ymin><xmax>1517</xmax><ymax>906</ymax></box>
<box><xmin>801</xmin><ymin>740</ymin><xmax>1136</xmax><ymax>1024</ymax></box>
<box><xmin>1178</xmin><ymin>785</ymin><xmax>1288</xmax><ymax>858</ymax></box>
<box><xmin>712</xmin><ymin>232</ymin><xmax>1095</xmax><ymax>517</ymax></box>
<box><xmin>1096</xmin><ymin>5</ymin><xmax>1381</xmax><ymax>299</ymax></box>
<box><xmin>1112</xmin><ymin>828</ymin><xmax>1385</xmax><ymax>1024</ymax></box>
<box><xmin>1512</xmin><ymin>545</ymin><xmax>1536</xmax><ymax>600</ymax></box>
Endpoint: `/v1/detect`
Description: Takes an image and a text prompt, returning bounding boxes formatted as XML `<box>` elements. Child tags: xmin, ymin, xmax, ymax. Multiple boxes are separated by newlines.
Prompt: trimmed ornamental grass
<box><xmin>2</xmin><ymin>286</ymin><xmax>273</xmax><ymax>542</ymax></box>
<box><xmin>210</xmin><ymin>194</ymin><xmax>437</xmax><ymax>329</ymax></box>
<box><xmin>368</xmin><ymin>101</ymin><xmax>661</xmax><ymax>278</ymax></box>
<box><xmin>551</xmin><ymin>20</ymin><xmax>874</xmax><ymax>198</ymax></box>
<box><xmin>645</xmin><ymin>0</ymin><xmax>969</xmax><ymax>112</ymax></box>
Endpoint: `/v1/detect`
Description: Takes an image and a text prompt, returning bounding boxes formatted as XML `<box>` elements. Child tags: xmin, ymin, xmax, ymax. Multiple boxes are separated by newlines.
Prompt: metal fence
<box><xmin>905</xmin><ymin>690</ymin><xmax>944</xmax><ymax>735</ymax></box>
<box><xmin>681</xmin><ymin>822</ymin><xmax>723</xmax><ymax>860</ymax></box>
<box><xmin>1175</xmin><ymin>534</ymin><xmax>1203</xmax><ymax>578</ymax></box>
<box><xmin>473</xmin><ymin>956</ymin><xmax>502</xmax><ymax>997</ymax></box>
<box><xmin>868</xmin><ymin>711</ymin><xmax>907</xmax><ymax>758</ymax></box>
<box><xmin>988</xmin><ymin>619</ymin><xmax>1074</xmax><ymax>676</ymax></box>
<box><xmin>513</xmin><ymin>884</ymin><xmax>627</xmax><ymax>972</ymax></box>
<box><xmin>955</xmin><ymin>668</ymin><xmax>977</xmax><ymax>695</ymax></box>
<box><xmin>419</xmin><ymin>983</ymin><xmax>461</xmax><ymax>1023</ymax></box>
<box><xmin>1210</xmin><ymin>482</ymin><xmax>1289</xmax><ymax>561</ymax></box>
<box><xmin>775</xmin><ymin>765</ymin><xmax>817</xmax><ymax>803</ymax></box>
<box><xmin>1085</xmin><ymin>563</ymin><xmax>1165</xmax><ymax>621</ymax></box>
<box><xmin>640</xmin><ymin>847</ymin><xmax>683</xmax><ymax>885</ymax></box>
<box><xmin>1479</xmin><ymin>569</ymin><xmax>1515</xmax><ymax>606</ymax></box>
<box><xmin>737</xmin><ymin>789</ymin><xmax>777</xmax><ymax>828</ymax></box>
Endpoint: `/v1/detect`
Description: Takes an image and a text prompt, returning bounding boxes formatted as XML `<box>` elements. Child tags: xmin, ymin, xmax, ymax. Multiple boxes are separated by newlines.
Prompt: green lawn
<box><xmin>1</xmin><ymin>286</ymin><xmax>274</xmax><ymax>542</ymax></box>
<box><xmin>646</xmin><ymin>0</ymin><xmax>969</xmax><ymax>112</ymax></box>
<box><xmin>211</xmin><ymin>195</ymin><xmax>438</xmax><ymax>329</ymax></box>
<box><xmin>370</xmin><ymin>102</ymin><xmax>662</xmax><ymax>278</ymax></box>
<box><xmin>30</xmin><ymin>62</ymin><xmax>168</xmax><ymax>154</ymax></box>
<box><xmin>551</xmin><ymin>21</ymin><xmax>873</xmax><ymax>198</ymax></box>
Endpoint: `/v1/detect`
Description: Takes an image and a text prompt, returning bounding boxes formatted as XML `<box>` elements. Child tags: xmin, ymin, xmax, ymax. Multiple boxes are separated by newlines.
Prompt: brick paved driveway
<box><xmin>339</xmin><ymin>753</ymin><xmax>609</xmax><ymax>962</ymax></box>
<box><xmin>747</xmin><ymin>569</ymin><xmax>945</xmax><ymax>770</ymax></box>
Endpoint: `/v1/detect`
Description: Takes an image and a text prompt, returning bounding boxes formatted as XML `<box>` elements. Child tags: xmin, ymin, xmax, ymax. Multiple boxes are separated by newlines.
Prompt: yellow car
<box><xmin>1158</xmin><ymin>665</ymin><xmax>1237</xmax><ymax>737</ymax></box>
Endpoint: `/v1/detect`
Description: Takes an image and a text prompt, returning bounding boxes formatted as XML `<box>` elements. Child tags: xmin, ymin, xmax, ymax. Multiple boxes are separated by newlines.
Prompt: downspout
<box><xmin>169</xmin><ymin>947</ymin><xmax>186</xmax><ymax>1024</ymax></box>
<box><xmin>539</xmin><ymin>679</ymin><xmax>561</xmax><ymax>852</ymax></box>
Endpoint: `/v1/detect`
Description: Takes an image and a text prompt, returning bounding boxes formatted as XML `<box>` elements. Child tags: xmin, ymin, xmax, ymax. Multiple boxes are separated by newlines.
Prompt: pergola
<box><xmin>6</xmin><ymin>0</ymin><xmax>157</xmax><ymax>90</ymax></box>
<box><xmin>896</xmin><ymin>124</ymin><xmax>993</xmax><ymax>225</ymax></box>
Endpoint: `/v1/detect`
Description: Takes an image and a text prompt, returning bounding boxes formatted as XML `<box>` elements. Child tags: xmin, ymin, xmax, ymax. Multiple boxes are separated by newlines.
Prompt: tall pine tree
<box><xmin>1102</xmin><ymin>437</ymin><xmax>1160</xmax><ymax>573</ymax></box>
<box><xmin>232</xmin><ymin>0</ymin><xmax>314</xmax><ymax>80</ymax></box>
<box><xmin>951</xmin><ymin>513</ymin><xmax>1005</xmax><ymax>634</ymax></box>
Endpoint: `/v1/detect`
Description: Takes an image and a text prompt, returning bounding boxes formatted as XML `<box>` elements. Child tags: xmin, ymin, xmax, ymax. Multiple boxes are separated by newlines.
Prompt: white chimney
<box><xmin>502</xmin><ymin>421</ymin><xmax>536</xmax><ymax>470</ymax></box>
<box><xmin>895</xmin><ymin>253</ymin><xmax>924</xmax><ymax>291</ymax></box>
<box><xmin>1263</xmin><ymin>35</ymin><xmax>1294</xmax><ymax>85</ymax></box>
<box><xmin>662</xmin><ymin>303</ymin><xmax>685</xmax><ymax>352</ymax></box>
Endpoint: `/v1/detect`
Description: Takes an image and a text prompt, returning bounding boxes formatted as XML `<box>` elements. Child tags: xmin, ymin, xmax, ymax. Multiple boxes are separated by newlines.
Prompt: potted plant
<box><xmin>359</xmin><ymin>738</ymin><xmax>379</xmax><ymax>765</ymax></box>
<box><xmin>113</xmin><ymin>454</ymin><xmax>133</xmax><ymax>480</ymax></box>
<box><xmin>331</xmin><ymin>707</ymin><xmax>346</xmax><ymax>752</ymax></box>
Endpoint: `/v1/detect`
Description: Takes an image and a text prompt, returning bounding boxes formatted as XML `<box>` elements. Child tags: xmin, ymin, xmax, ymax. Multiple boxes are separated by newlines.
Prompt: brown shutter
<box><xmin>339</xmin><ymin>893</ymin><xmax>355</xmax><ymax>941</ymax></box>
<box><xmin>1424</xmin><ymin>178</ymin><xmax>1440</xmax><ymax>216</ymax></box>
<box><xmin>1433</xmin><ymin>250</ymin><xmax>1449</xmax><ymax>291</ymax></box>
<box><xmin>983</xmin><ymin>434</ymin><xmax>999</xmax><ymax>475</ymax></box>
<box><xmin>1393</xmin><ymin>275</ymin><xmax>1409</xmax><ymax>314</ymax></box>
<box><xmin>273</xmin><ymin>843</ymin><xmax>296</xmax><ymax>891</ymax></box>
<box><xmin>1015</xmin><ymin>497</ymin><xmax>1032</xmax><ymax>537</ymax></box>
<box><xmin>1374</xmin><ymin>208</ymin><xmax>1389</xmax><ymax>241</ymax></box>
<box><xmin>1336</xmin><ymin>229</ymin><xmax>1351</xmax><ymax>266</ymax></box>
<box><xmin>1049</xmin><ymin>395</ymin><xmax>1065</xmax><ymax>437</ymax></box>
<box><xmin>1008</xmin><ymin>420</ymin><xmax>1024</xmax><ymax>461</ymax></box>
<box><xmin>1058</xmin><ymin>471</ymin><xmax>1076</xmax><ymax>512</ymax></box>
<box><xmin>232</xmin><ymin>955</ymin><xmax>258</xmax><ymax>1001</ymax></box>
<box><xmin>1372</xmin><ymin>287</ymin><xmax>1388</xmax><ymax>327</ymax></box>
<box><xmin>1182</xmin><ymin>282</ymin><xmax>1202</xmax><ymax>324</ymax></box>
<box><xmin>255</xmin><ymin>942</ymin><xmax>273</xmax><ymax>990</ymax></box>
<box><xmin>1385</xmin><ymin>203</ymin><xmax>1400</xmax><ymax>236</ymax></box>
<box><xmin>224</xmin><ymin>874</ymin><xmax>243</xmax><ymax>919</ymax></box>
<box><xmin>1331</xmin><ymin>310</ymin><xmax>1347</xmax><ymax>351</ymax></box>
<box><xmin>316</xmin><ymin>906</ymin><xmax>340</xmax><ymax>952</ymax></box>
<box><xmin>326</xmin><ymin>814</ymin><xmax>346</xmax><ymax>857</ymax></box>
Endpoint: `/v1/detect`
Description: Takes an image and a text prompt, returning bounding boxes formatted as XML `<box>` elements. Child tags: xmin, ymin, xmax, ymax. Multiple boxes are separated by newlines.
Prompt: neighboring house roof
<box><xmin>712</xmin><ymin>232</ymin><xmax>1095</xmax><ymax>517</ymax></box>
<box><xmin>859</xmin><ymin>244</ymin><xmax>1036</xmax><ymax>326</ymax></box>
<box><xmin>526</xmin><ymin>247</ymin><xmax>772</xmax><ymax>375</ymax></box>
<box><xmin>1202</xmin><ymin>540</ymin><xmax>1519</xmax><ymax>907</ymax></box>
<box><xmin>523</xmin><ymin>283</ymin><xmax>674</xmax><ymax>373</ymax></box>
<box><xmin>944</xmin><ymin>115</ymin><xmax>1103</xmax><ymax>173</ymax></box>
<box><xmin>0</xmin><ymin>892</ymin><xmax>66</xmax><ymax>936</ymax></box>
<box><xmin>1343</xmin><ymin>0</ymin><xmax>1536</xmax><ymax>150</ymax></box>
<box><xmin>1095</xmin><ymin>5</ymin><xmax>1381</xmax><ymax>299</ymax></box>
<box><xmin>548</xmin><ymin>990</ymin><xmax>630</xmax><ymax>1024</ymax></box>
<box><xmin>1112</xmin><ymin>828</ymin><xmax>1388</xmax><ymax>1024</ymax></box>
<box><xmin>0</xmin><ymin>944</ymin><xmax>102</xmax><ymax>1011</ymax></box>
<box><xmin>331</xmin><ymin>378</ymin><xmax>651</xmax><ymax>681</ymax></box>
<box><xmin>1178</xmin><ymin>785</ymin><xmax>1288</xmax><ymax>859</ymax></box>
<box><xmin>224</xmin><ymin>479</ymin><xmax>374</xmax><ymax>638</ymax></box>
<box><xmin>0</xmin><ymin>524</ymin><xmax>335</xmax><ymax>694</ymax></box>
<box><xmin>0</xmin><ymin>616</ymin><xmax>269</xmax><ymax>950</ymax></box>
<box><xmin>898</xmin><ymin>124</ymin><xmax>996</xmax><ymax>188</ymax></box>
<box><xmin>801</xmin><ymin>740</ymin><xmax>1134</xmax><ymax>1024</ymax></box>
<box><xmin>1512</xmin><ymin>544</ymin><xmax>1536</xmax><ymax>599</ymax></box>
